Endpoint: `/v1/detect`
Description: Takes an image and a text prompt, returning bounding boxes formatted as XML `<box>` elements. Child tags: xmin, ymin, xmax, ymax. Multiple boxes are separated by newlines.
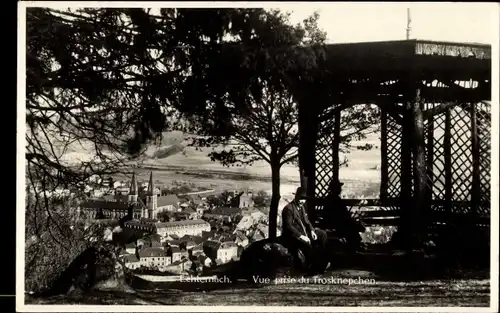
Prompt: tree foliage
<box><xmin>27</xmin><ymin>7</ymin><xmax>308</xmax><ymax>191</ymax></box>
<box><xmin>156</xmin><ymin>210</ymin><xmax>171</xmax><ymax>223</ymax></box>
<box><xmin>252</xmin><ymin>190</ymin><xmax>272</xmax><ymax>208</ymax></box>
<box><xmin>26</xmin><ymin>6</ymin><xmax>324</xmax><ymax>291</ymax></box>
<box><xmin>26</xmin><ymin>7</ymin><xmax>318</xmax><ymax>234</ymax></box>
<box><xmin>185</xmin><ymin>11</ymin><xmax>379</xmax><ymax>239</ymax></box>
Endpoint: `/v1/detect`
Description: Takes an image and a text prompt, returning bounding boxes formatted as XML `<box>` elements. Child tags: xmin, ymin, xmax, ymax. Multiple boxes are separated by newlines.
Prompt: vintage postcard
<box><xmin>16</xmin><ymin>1</ymin><xmax>499</xmax><ymax>312</ymax></box>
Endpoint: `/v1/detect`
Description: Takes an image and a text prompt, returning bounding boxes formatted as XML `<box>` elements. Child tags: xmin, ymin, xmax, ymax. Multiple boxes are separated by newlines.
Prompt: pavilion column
<box><xmin>331</xmin><ymin>107</ymin><xmax>341</xmax><ymax>193</ymax></box>
<box><xmin>470</xmin><ymin>103</ymin><xmax>480</xmax><ymax>219</ymax></box>
<box><xmin>298</xmin><ymin>99</ymin><xmax>320</xmax><ymax>220</ymax></box>
<box><xmin>398</xmin><ymin>81</ymin><xmax>427</xmax><ymax>249</ymax></box>
<box><xmin>400</xmin><ymin>107</ymin><xmax>412</xmax><ymax>228</ymax></box>
<box><xmin>410</xmin><ymin>87</ymin><xmax>428</xmax><ymax>245</ymax></box>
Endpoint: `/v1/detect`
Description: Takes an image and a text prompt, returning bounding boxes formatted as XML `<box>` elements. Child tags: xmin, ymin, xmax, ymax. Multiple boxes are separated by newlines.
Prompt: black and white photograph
<box><xmin>17</xmin><ymin>1</ymin><xmax>498</xmax><ymax>311</ymax></box>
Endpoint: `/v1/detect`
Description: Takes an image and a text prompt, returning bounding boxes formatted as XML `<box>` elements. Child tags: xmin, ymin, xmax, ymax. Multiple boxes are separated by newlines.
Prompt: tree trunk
<box><xmin>269</xmin><ymin>162</ymin><xmax>281</xmax><ymax>241</ymax></box>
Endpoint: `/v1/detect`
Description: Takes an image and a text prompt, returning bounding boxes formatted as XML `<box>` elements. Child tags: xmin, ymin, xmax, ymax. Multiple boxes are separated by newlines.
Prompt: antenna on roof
<box><xmin>406</xmin><ymin>8</ymin><xmax>412</xmax><ymax>40</ymax></box>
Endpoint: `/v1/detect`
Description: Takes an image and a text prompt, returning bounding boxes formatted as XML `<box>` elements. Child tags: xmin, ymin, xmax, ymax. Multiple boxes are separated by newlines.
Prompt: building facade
<box><xmin>155</xmin><ymin>219</ymin><xmax>211</xmax><ymax>238</ymax></box>
<box><xmin>138</xmin><ymin>247</ymin><xmax>171</xmax><ymax>267</ymax></box>
<box><xmin>238</xmin><ymin>191</ymin><xmax>254</xmax><ymax>208</ymax></box>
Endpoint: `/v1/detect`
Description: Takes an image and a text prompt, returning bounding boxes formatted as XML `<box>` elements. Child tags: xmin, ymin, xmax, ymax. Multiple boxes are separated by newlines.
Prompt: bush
<box><xmin>252</xmin><ymin>190</ymin><xmax>271</xmax><ymax>208</ymax></box>
<box><xmin>360</xmin><ymin>226</ymin><xmax>397</xmax><ymax>244</ymax></box>
<box><xmin>157</xmin><ymin>211</ymin><xmax>171</xmax><ymax>222</ymax></box>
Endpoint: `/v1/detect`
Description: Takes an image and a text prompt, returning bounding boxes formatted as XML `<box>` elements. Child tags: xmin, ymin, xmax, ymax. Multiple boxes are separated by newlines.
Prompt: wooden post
<box><xmin>410</xmin><ymin>88</ymin><xmax>427</xmax><ymax>236</ymax></box>
<box><xmin>400</xmin><ymin>110</ymin><xmax>412</xmax><ymax>204</ymax></box>
<box><xmin>399</xmin><ymin>106</ymin><xmax>412</xmax><ymax>245</ymax></box>
<box><xmin>444</xmin><ymin>109</ymin><xmax>453</xmax><ymax>216</ymax></box>
<box><xmin>470</xmin><ymin>103</ymin><xmax>480</xmax><ymax>218</ymax></box>
<box><xmin>298</xmin><ymin>100</ymin><xmax>309</xmax><ymax>188</ymax></box>
<box><xmin>299</xmin><ymin>105</ymin><xmax>319</xmax><ymax>221</ymax></box>
<box><xmin>380</xmin><ymin>108</ymin><xmax>389</xmax><ymax>200</ymax></box>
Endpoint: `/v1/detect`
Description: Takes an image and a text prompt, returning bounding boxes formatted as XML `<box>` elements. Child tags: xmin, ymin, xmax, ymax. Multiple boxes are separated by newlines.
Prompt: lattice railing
<box><xmin>386</xmin><ymin>114</ymin><xmax>402</xmax><ymax>198</ymax></box>
<box><xmin>314</xmin><ymin>115</ymin><xmax>336</xmax><ymax>205</ymax></box>
<box><xmin>477</xmin><ymin>102</ymin><xmax>491</xmax><ymax>216</ymax></box>
<box><xmin>312</xmin><ymin>100</ymin><xmax>491</xmax><ymax>226</ymax></box>
<box><xmin>425</xmin><ymin>102</ymin><xmax>490</xmax><ymax>217</ymax></box>
<box><xmin>450</xmin><ymin>105</ymin><xmax>473</xmax><ymax>206</ymax></box>
<box><xmin>431</xmin><ymin>112</ymin><xmax>446</xmax><ymax>209</ymax></box>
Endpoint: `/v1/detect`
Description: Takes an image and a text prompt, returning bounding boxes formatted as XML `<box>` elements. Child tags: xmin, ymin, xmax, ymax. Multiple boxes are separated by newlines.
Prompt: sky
<box><xmin>26</xmin><ymin>2</ymin><xmax>498</xmax><ymax>45</ymax></box>
<box><xmin>282</xmin><ymin>2</ymin><xmax>498</xmax><ymax>45</ymax></box>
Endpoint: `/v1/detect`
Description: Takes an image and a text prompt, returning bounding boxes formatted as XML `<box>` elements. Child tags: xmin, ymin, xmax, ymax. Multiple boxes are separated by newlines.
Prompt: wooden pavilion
<box><xmin>295</xmin><ymin>40</ymin><xmax>491</xmax><ymax>245</ymax></box>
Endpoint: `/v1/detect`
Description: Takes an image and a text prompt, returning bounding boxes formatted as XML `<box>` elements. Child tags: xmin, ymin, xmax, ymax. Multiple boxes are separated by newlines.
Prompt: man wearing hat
<box><xmin>323</xmin><ymin>178</ymin><xmax>365</xmax><ymax>252</ymax></box>
<box><xmin>281</xmin><ymin>186</ymin><xmax>330</xmax><ymax>275</ymax></box>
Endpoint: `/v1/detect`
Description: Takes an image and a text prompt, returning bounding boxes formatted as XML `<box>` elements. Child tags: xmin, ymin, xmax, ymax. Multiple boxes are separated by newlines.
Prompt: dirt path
<box><xmin>26</xmin><ymin>278</ymin><xmax>490</xmax><ymax>306</ymax></box>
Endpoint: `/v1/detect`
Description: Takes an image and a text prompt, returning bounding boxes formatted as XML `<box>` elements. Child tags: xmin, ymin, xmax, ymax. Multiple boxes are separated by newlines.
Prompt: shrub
<box><xmin>360</xmin><ymin>226</ymin><xmax>397</xmax><ymax>244</ymax></box>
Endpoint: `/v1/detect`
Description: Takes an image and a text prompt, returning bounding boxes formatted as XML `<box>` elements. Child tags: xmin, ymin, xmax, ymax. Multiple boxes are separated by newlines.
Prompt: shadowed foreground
<box><xmin>26</xmin><ymin>277</ymin><xmax>490</xmax><ymax>306</ymax></box>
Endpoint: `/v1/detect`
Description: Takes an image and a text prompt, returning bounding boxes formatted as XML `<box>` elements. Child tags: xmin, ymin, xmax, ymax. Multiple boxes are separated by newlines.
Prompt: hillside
<box><xmin>139</xmin><ymin>131</ymin><xmax>381</xmax><ymax>179</ymax></box>
<box><xmin>119</xmin><ymin>131</ymin><xmax>381</xmax><ymax>198</ymax></box>
<box><xmin>44</xmin><ymin>129</ymin><xmax>382</xmax><ymax>197</ymax></box>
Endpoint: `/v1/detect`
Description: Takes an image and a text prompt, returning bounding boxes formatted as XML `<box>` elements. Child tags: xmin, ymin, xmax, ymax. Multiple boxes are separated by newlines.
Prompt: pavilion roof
<box><xmin>320</xmin><ymin>40</ymin><xmax>491</xmax><ymax>81</ymax></box>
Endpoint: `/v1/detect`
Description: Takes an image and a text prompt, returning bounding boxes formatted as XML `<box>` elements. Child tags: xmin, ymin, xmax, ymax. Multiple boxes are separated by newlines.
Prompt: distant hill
<box><xmin>149</xmin><ymin>143</ymin><xmax>186</xmax><ymax>159</ymax></box>
<box><xmin>48</xmin><ymin>128</ymin><xmax>383</xmax><ymax>187</ymax></box>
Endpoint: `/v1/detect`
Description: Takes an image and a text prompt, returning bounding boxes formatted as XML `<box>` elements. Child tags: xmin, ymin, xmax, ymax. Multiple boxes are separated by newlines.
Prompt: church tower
<box><xmin>128</xmin><ymin>172</ymin><xmax>138</xmax><ymax>204</ymax></box>
<box><xmin>146</xmin><ymin>171</ymin><xmax>158</xmax><ymax>219</ymax></box>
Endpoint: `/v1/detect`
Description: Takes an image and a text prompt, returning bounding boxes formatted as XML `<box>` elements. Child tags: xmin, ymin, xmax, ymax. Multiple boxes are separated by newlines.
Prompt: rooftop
<box><xmin>166</xmin><ymin>239</ymin><xmax>181</xmax><ymax>246</ymax></box>
<box><xmin>235</xmin><ymin>232</ymin><xmax>248</xmax><ymax>241</ymax></box>
<box><xmin>208</xmin><ymin>206</ymin><xmax>241</xmax><ymax>216</ymax></box>
<box><xmin>314</xmin><ymin>40</ymin><xmax>491</xmax><ymax>100</ymax></box>
<box><xmin>150</xmin><ymin>240</ymin><xmax>162</xmax><ymax>248</ymax></box>
<box><xmin>201</xmin><ymin>230</ymin><xmax>216</xmax><ymax>240</ymax></box>
<box><xmin>80</xmin><ymin>199</ymin><xmax>129</xmax><ymax>210</ymax></box>
<box><xmin>221</xmin><ymin>234</ymin><xmax>237</xmax><ymax>242</ymax></box>
<box><xmin>124</xmin><ymin>220</ymin><xmax>156</xmax><ymax>227</ymax></box>
<box><xmin>169</xmin><ymin>246</ymin><xmax>181</xmax><ymax>253</ymax></box>
<box><xmin>138</xmin><ymin>218</ymin><xmax>158</xmax><ymax>224</ymax></box>
<box><xmin>124</xmin><ymin>254</ymin><xmax>140</xmax><ymax>263</ymax></box>
<box><xmin>324</xmin><ymin>40</ymin><xmax>490</xmax><ymax>60</ymax></box>
<box><xmin>183</xmin><ymin>206</ymin><xmax>195</xmax><ymax>214</ymax></box>
<box><xmin>156</xmin><ymin>219</ymin><xmax>210</xmax><ymax>228</ymax></box>
<box><xmin>157</xmin><ymin>195</ymin><xmax>180</xmax><ymax>207</ymax></box>
<box><xmin>180</xmin><ymin>235</ymin><xmax>204</xmax><ymax>245</ymax></box>
<box><xmin>138</xmin><ymin>247</ymin><xmax>165</xmax><ymax>258</ymax></box>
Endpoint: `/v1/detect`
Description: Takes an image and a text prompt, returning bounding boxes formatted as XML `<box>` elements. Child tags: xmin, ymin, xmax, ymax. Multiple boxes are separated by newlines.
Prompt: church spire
<box><xmin>130</xmin><ymin>172</ymin><xmax>138</xmax><ymax>195</ymax></box>
<box><xmin>147</xmin><ymin>171</ymin><xmax>154</xmax><ymax>195</ymax></box>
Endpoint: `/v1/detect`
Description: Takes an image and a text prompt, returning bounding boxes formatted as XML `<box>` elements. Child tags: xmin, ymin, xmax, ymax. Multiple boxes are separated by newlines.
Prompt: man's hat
<box><xmin>293</xmin><ymin>186</ymin><xmax>308</xmax><ymax>199</ymax></box>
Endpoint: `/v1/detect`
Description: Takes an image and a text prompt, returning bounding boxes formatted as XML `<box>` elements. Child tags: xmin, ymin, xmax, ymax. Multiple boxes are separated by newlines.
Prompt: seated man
<box><xmin>322</xmin><ymin>178</ymin><xmax>366</xmax><ymax>252</ymax></box>
<box><xmin>281</xmin><ymin>186</ymin><xmax>330</xmax><ymax>275</ymax></box>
